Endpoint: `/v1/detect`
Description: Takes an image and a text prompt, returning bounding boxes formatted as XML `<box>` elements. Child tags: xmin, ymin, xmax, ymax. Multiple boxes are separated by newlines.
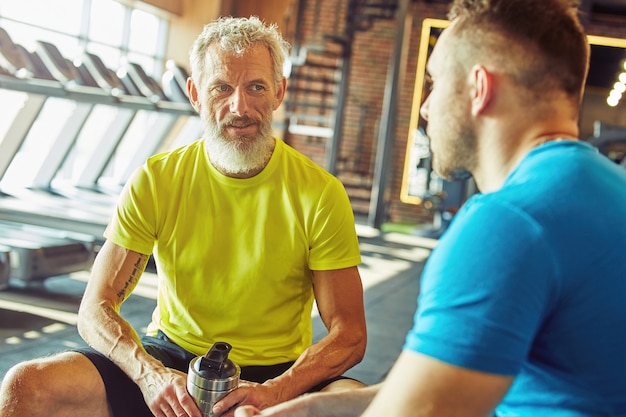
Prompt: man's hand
<box><xmin>234</xmin><ymin>406</ymin><xmax>262</xmax><ymax>417</ymax></box>
<box><xmin>212</xmin><ymin>380</ymin><xmax>284</xmax><ymax>417</ymax></box>
<box><xmin>138</xmin><ymin>368</ymin><xmax>202</xmax><ymax>417</ymax></box>
<box><xmin>232</xmin><ymin>385</ymin><xmax>378</xmax><ymax>417</ymax></box>
<box><xmin>233</xmin><ymin>393</ymin><xmax>318</xmax><ymax>417</ymax></box>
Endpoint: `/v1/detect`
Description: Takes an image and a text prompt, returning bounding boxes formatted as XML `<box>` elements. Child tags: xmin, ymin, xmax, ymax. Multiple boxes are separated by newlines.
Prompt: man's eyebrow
<box><xmin>205</xmin><ymin>78</ymin><xmax>270</xmax><ymax>87</ymax></box>
<box><xmin>248</xmin><ymin>78</ymin><xmax>270</xmax><ymax>86</ymax></box>
<box><xmin>206</xmin><ymin>76</ymin><xmax>227</xmax><ymax>87</ymax></box>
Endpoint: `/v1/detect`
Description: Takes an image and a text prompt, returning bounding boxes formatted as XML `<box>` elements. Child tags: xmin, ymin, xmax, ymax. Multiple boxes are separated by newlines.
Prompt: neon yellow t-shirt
<box><xmin>104</xmin><ymin>138</ymin><xmax>361</xmax><ymax>366</ymax></box>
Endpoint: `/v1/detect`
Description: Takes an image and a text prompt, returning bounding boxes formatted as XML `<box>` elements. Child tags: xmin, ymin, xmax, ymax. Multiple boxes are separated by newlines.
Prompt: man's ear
<box><xmin>469</xmin><ymin>65</ymin><xmax>493</xmax><ymax>116</ymax></box>
<box><xmin>187</xmin><ymin>77</ymin><xmax>201</xmax><ymax>113</ymax></box>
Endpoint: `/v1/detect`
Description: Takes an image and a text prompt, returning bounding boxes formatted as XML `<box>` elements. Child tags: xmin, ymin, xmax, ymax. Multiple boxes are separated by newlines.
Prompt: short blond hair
<box><xmin>448</xmin><ymin>0</ymin><xmax>589</xmax><ymax>101</ymax></box>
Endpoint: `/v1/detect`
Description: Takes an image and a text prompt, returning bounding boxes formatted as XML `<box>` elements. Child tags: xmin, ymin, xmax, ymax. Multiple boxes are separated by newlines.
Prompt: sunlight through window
<box><xmin>1</xmin><ymin>0</ymin><xmax>82</xmax><ymax>35</ymax></box>
<box><xmin>130</xmin><ymin>9</ymin><xmax>160</xmax><ymax>56</ymax></box>
<box><xmin>89</xmin><ymin>0</ymin><xmax>125</xmax><ymax>46</ymax></box>
<box><xmin>0</xmin><ymin>0</ymin><xmax>168</xmax><ymax>78</ymax></box>
<box><xmin>0</xmin><ymin>0</ymin><xmax>171</xmax><ymax>190</ymax></box>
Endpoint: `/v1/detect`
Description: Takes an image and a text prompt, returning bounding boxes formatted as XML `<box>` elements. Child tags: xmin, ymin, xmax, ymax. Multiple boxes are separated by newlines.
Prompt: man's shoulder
<box><xmin>146</xmin><ymin>139</ymin><xmax>204</xmax><ymax>170</ymax></box>
<box><xmin>277</xmin><ymin>139</ymin><xmax>337</xmax><ymax>181</ymax></box>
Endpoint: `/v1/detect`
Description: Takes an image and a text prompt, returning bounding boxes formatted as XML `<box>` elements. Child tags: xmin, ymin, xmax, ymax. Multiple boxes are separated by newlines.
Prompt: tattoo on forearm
<box><xmin>116</xmin><ymin>255</ymin><xmax>148</xmax><ymax>300</ymax></box>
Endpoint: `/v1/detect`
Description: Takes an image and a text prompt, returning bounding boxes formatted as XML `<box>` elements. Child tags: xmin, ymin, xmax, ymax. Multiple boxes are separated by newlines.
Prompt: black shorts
<box><xmin>75</xmin><ymin>331</ymin><xmax>352</xmax><ymax>417</ymax></box>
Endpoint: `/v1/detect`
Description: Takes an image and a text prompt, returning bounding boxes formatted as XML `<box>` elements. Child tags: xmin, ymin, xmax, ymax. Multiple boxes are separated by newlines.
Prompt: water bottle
<box><xmin>187</xmin><ymin>342</ymin><xmax>240</xmax><ymax>417</ymax></box>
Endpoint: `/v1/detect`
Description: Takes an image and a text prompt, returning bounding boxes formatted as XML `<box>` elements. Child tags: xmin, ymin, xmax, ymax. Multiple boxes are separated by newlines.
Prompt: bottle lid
<box><xmin>195</xmin><ymin>342</ymin><xmax>238</xmax><ymax>379</ymax></box>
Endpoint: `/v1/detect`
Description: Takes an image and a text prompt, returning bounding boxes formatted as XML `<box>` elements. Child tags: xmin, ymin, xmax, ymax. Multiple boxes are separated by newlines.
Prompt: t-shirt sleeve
<box><xmin>104</xmin><ymin>163</ymin><xmax>158</xmax><ymax>255</ymax></box>
<box><xmin>307</xmin><ymin>177</ymin><xmax>362</xmax><ymax>271</ymax></box>
<box><xmin>404</xmin><ymin>198</ymin><xmax>559</xmax><ymax>375</ymax></box>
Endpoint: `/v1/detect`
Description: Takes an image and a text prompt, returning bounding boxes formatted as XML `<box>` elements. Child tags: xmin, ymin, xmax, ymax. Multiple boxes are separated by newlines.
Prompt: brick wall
<box><xmin>285</xmin><ymin>1</ymin><xmax>450</xmax><ymax>225</ymax></box>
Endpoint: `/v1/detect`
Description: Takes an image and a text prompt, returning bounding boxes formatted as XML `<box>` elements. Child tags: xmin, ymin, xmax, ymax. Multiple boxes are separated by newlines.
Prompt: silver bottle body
<box><xmin>187</xmin><ymin>356</ymin><xmax>240</xmax><ymax>417</ymax></box>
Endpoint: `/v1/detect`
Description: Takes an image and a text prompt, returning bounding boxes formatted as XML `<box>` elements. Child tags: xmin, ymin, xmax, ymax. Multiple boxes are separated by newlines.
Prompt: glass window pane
<box><xmin>0</xmin><ymin>21</ymin><xmax>80</xmax><ymax>58</ymax></box>
<box><xmin>87</xmin><ymin>43</ymin><xmax>122</xmax><ymax>71</ymax></box>
<box><xmin>126</xmin><ymin>52</ymin><xmax>158</xmax><ymax>76</ymax></box>
<box><xmin>56</xmin><ymin>105</ymin><xmax>119</xmax><ymax>183</ymax></box>
<box><xmin>129</xmin><ymin>9</ymin><xmax>159</xmax><ymax>55</ymax></box>
<box><xmin>0</xmin><ymin>91</ymin><xmax>29</xmax><ymax>144</ymax></box>
<box><xmin>1</xmin><ymin>98</ymin><xmax>76</xmax><ymax>188</ymax></box>
<box><xmin>89</xmin><ymin>0</ymin><xmax>125</xmax><ymax>46</ymax></box>
<box><xmin>1</xmin><ymin>0</ymin><xmax>83</xmax><ymax>36</ymax></box>
<box><xmin>99</xmin><ymin>110</ymin><xmax>157</xmax><ymax>184</ymax></box>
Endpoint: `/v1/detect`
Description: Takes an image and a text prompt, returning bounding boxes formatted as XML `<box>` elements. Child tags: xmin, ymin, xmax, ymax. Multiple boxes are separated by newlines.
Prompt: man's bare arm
<box><xmin>77</xmin><ymin>240</ymin><xmax>201</xmax><ymax>417</ymax></box>
<box><xmin>362</xmin><ymin>350</ymin><xmax>513</xmax><ymax>417</ymax></box>
<box><xmin>235</xmin><ymin>384</ymin><xmax>380</xmax><ymax>417</ymax></box>
<box><xmin>215</xmin><ymin>266</ymin><xmax>367</xmax><ymax>415</ymax></box>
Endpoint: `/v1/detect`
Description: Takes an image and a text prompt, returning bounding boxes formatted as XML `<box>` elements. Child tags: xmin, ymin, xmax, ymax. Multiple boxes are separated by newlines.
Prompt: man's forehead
<box><xmin>203</xmin><ymin>44</ymin><xmax>273</xmax><ymax>79</ymax></box>
<box><xmin>427</xmin><ymin>22</ymin><xmax>456</xmax><ymax>71</ymax></box>
<box><xmin>205</xmin><ymin>43</ymin><xmax>271</xmax><ymax>63</ymax></box>
<box><xmin>426</xmin><ymin>38</ymin><xmax>444</xmax><ymax>73</ymax></box>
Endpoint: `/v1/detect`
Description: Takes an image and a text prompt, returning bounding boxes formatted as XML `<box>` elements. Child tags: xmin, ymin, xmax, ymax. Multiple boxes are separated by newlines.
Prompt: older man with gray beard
<box><xmin>0</xmin><ymin>16</ymin><xmax>366</xmax><ymax>417</ymax></box>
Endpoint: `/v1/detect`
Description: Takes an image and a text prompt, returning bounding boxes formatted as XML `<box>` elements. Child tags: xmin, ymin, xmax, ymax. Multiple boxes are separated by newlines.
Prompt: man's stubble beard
<box><xmin>202</xmin><ymin>112</ymin><xmax>276</xmax><ymax>175</ymax></box>
<box><xmin>429</xmin><ymin>114</ymin><xmax>476</xmax><ymax>182</ymax></box>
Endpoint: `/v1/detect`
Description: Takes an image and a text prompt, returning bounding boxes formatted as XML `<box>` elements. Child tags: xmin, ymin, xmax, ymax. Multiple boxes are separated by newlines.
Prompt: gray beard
<box><xmin>203</xmin><ymin>119</ymin><xmax>275</xmax><ymax>175</ymax></box>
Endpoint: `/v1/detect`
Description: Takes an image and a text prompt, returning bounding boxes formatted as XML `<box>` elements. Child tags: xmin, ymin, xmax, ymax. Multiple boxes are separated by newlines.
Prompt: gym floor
<box><xmin>0</xmin><ymin>223</ymin><xmax>436</xmax><ymax>385</ymax></box>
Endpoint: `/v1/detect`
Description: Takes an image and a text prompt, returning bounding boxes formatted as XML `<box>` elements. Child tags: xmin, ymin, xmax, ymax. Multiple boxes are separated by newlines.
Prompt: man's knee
<box><xmin>1</xmin><ymin>351</ymin><xmax>108</xmax><ymax>413</ymax></box>
<box><xmin>320</xmin><ymin>377</ymin><xmax>367</xmax><ymax>392</ymax></box>
<box><xmin>3</xmin><ymin>359</ymin><xmax>46</xmax><ymax>396</ymax></box>
<box><xmin>2</xmin><ymin>356</ymin><xmax>69</xmax><ymax>403</ymax></box>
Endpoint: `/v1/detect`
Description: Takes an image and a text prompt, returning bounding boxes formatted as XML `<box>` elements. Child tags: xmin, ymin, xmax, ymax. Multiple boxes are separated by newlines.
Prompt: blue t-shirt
<box><xmin>404</xmin><ymin>140</ymin><xmax>626</xmax><ymax>416</ymax></box>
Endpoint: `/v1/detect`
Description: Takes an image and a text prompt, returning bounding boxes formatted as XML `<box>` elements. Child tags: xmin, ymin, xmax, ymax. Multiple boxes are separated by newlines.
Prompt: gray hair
<box><xmin>189</xmin><ymin>16</ymin><xmax>290</xmax><ymax>88</ymax></box>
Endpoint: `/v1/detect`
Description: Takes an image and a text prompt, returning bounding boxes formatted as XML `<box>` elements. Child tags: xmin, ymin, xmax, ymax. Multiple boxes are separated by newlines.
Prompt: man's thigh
<box><xmin>74</xmin><ymin>347</ymin><xmax>152</xmax><ymax>417</ymax></box>
<box><xmin>318</xmin><ymin>377</ymin><xmax>366</xmax><ymax>392</ymax></box>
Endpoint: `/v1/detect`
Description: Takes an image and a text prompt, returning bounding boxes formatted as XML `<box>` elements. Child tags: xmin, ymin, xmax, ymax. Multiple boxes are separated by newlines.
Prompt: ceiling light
<box><xmin>607</xmin><ymin>95</ymin><xmax>620</xmax><ymax>107</ymax></box>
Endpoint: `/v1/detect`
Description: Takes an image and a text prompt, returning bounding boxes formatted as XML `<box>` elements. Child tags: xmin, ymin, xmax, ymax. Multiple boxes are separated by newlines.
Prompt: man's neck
<box><xmin>473</xmin><ymin>121</ymin><xmax>579</xmax><ymax>193</ymax></box>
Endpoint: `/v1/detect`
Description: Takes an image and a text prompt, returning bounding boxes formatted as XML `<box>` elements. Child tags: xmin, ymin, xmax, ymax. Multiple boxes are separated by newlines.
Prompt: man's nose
<box><xmin>420</xmin><ymin>95</ymin><xmax>430</xmax><ymax>121</ymax></box>
<box><xmin>229</xmin><ymin>88</ymin><xmax>249</xmax><ymax>115</ymax></box>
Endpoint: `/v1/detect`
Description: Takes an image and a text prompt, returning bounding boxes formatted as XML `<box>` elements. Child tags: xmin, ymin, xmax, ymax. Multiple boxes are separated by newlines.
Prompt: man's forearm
<box><xmin>76</xmin><ymin>245</ymin><xmax>161</xmax><ymax>383</ymax></box>
<box><xmin>77</xmin><ymin>302</ymin><xmax>164</xmax><ymax>381</ymax></box>
<box><xmin>262</xmin><ymin>266</ymin><xmax>367</xmax><ymax>402</ymax></box>
<box><xmin>263</xmin><ymin>329</ymin><xmax>366</xmax><ymax>401</ymax></box>
<box><xmin>310</xmin><ymin>384</ymin><xmax>378</xmax><ymax>417</ymax></box>
<box><xmin>235</xmin><ymin>384</ymin><xmax>379</xmax><ymax>417</ymax></box>
<box><xmin>77</xmin><ymin>300</ymin><xmax>201</xmax><ymax>417</ymax></box>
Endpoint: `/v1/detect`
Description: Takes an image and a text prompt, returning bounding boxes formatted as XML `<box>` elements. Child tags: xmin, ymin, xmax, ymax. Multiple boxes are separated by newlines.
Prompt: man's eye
<box><xmin>251</xmin><ymin>84</ymin><xmax>265</xmax><ymax>91</ymax></box>
<box><xmin>424</xmin><ymin>75</ymin><xmax>433</xmax><ymax>92</ymax></box>
<box><xmin>214</xmin><ymin>85</ymin><xmax>230</xmax><ymax>92</ymax></box>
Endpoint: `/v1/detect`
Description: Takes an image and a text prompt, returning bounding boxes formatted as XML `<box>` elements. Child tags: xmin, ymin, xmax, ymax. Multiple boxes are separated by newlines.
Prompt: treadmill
<box><xmin>0</xmin><ymin>221</ymin><xmax>95</xmax><ymax>286</ymax></box>
<box><xmin>0</xmin><ymin>28</ymin><xmax>197</xmax><ymax>241</ymax></box>
<box><xmin>0</xmin><ymin>30</ymin><xmax>106</xmax><ymax>274</ymax></box>
<box><xmin>161</xmin><ymin>59</ymin><xmax>191</xmax><ymax>103</ymax></box>
<box><xmin>0</xmin><ymin>245</ymin><xmax>9</xmax><ymax>290</ymax></box>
